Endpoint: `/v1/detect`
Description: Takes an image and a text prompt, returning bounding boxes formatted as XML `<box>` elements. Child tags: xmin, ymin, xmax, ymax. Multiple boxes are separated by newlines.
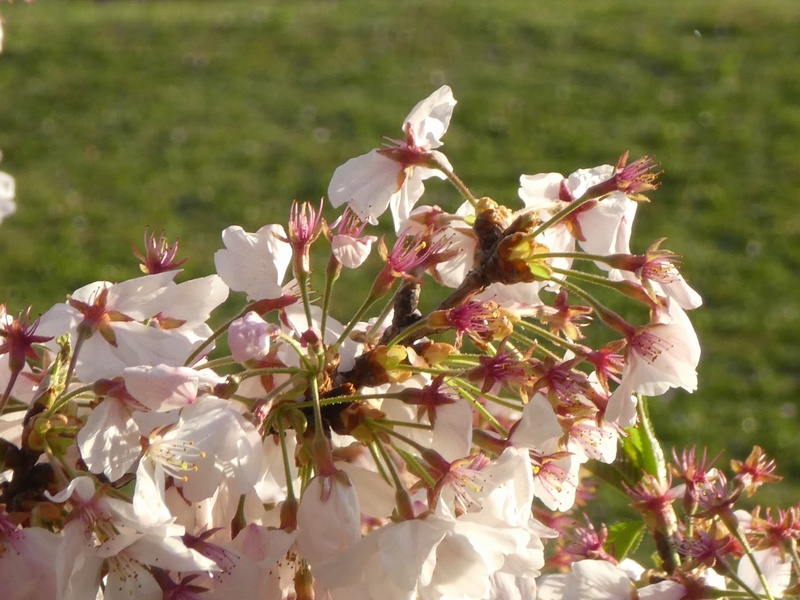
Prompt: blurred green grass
<box><xmin>1</xmin><ymin>0</ymin><xmax>800</xmax><ymax>500</ymax></box>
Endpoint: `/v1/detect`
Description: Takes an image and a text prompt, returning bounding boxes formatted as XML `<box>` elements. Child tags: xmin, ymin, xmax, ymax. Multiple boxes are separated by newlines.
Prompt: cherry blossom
<box><xmin>214</xmin><ymin>224</ymin><xmax>292</xmax><ymax>301</ymax></box>
<box><xmin>328</xmin><ymin>85</ymin><xmax>456</xmax><ymax>228</ymax></box>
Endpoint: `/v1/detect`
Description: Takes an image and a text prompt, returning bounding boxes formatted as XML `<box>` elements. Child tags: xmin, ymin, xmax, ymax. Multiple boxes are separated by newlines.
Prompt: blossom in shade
<box><xmin>296</xmin><ymin>470</ymin><xmax>362</xmax><ymax>567</ymax></box>
<box><xmin>537</xmin><ymin>559</ymin><xmax>635</xmax><ymax>600</ymax></box>
<box><xmin>227</xmin><ymin>311</ymin><xmax>274</xmax><ymax>363</ymax></box>
<box><xmin>0</xmin><ymin>510</ymin><xmax>60</xmax><ymax>600</ymax></box>
<box><xmin>47</xmin><ymin>476</ymin><xmax>218</xmax><ymax>600</ymax></box>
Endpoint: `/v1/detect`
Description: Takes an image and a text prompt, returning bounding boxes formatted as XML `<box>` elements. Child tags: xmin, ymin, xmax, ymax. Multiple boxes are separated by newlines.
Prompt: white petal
<box><xmin>510</xmin><ymin>393</ymin><xmax>562</xmax><ymax>452</ymax></box>
<box><xmin>214</xmin><ymin>224</ymin><xmax>291</xmax><ymax>301</ymax></box>
<box><xmin>161</xmin><ymin>274</ymin><xmax>229</xmax><ymax>322</ymax></box>
<box><xmin>404</xmin><ymin>85</ymin><xmax>456</xmax><ymax>149</ymax></box>
<box><xmin>297</xmin><ymin>473</ymin><xmax>362</xmax><ymax>566</ymax></box>
<box><xmin>328</xmin><ymin>149</ymin><xmax>402</xmax><ymax>223</ymax></box>
<box><xmin>77</xmin><ymin>398</ymin><xmax>142</xmax><ymax>481</ymax></box>
<box><xmin>332</xmin><ymin>233</ymin><xmax>377</xmax><ymax>269</ymax></box>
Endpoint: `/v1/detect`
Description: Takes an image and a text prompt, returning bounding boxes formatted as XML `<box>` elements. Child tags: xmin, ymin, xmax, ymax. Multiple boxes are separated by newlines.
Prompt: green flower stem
<box><xmin>441</xmin><ymin>354</ymin><xmax>481</xmax><ymax>367</ymax></box>
<box><xmin>184</xmin><ymin>303</ymin><xmax>258</xmax><ymax>367</ymax></box>
<box><xmin>296</xmin><ymin>272</ymin><xmax>315</xmax><ymax>331</ymax></box>
<box><xmin>726</xmin><ymin>519</ymin><xmax>777</xmax><ymax>600</ymax></box>
<box><xmin>238</xmin><ymin>366</ymin><xmax>303</xmax><ymax>381</ymax></box>
<box><xmin>277</xmin><ymin>419</ymin><xmax>297</xmax><ymax>506</ymax></box>
<box><xmin>366</xmin><ymin>290</ymin><xmax>400</xmax><ymax>340</ymax></box>
<box><xmin>0</xmin><ymin>366</ymin><xmax>21</xmax><ymax>416</ymax></box>
<box><xmin>198</xmin><ymin>356</ymin><xmax>238</xmax><ymax>371</ymax></box>
<box><xmin>514</xmin><ymin>319</ymin><xmax>584</xmax><ymax>355</ymax></box>
<box><xmin>371</xmin><ymin>433</ymin><xmax>415</xmax><ymax>520</ymax></box>
<box><xmin>710</xmin><ymin>553</ymin><xmax>767</xmax><ymax>600</ymax></box>
<box><xmin>277</xmin><ymin>332</ymin><xmax>316</xmax><ymax>372</ymax></box>
<box><xmin>394</xmin><ymin>446</ymin><xmax>438</xmax><ymax>490</ymax></box>
<box><xmin>368</xmin><ymin>441</ymin><xmax>393</xmax><ymax>485</ymax></box>
<box><xmin>432</xmin><ymin>156</ymin><xmax>478</xmax><ymax>209</ymax></box>
<box><xmin>384</xmin><ymin>318</ymin><xmax>436</xmax><ymax>348</ymax></box>
<box><xmin>332</xmin><ymin>288</ymin><xmax>385</xmax><ymax>350</ymax></box>
<box><xmin>508</xmin><ymin>330</ymin><xmax>560</xmax><ymax>361</ymax></box>
<box><xmin>451</xmin><ymin>383</ymin><xmax>508</xmax><ymax>436</ymax></box>
<box><xmin>48</xmin><ymin>383</ymin><xmax>94</xmax><ymax>416</ymax></box>
<box><xmin>63</xmin><ymin>328</ymin><xmax>89</xmax><ymax>393</ymax></box>
<box><xmin>527</xmin><ymin>195</ymin><xmax>597</xmax><ymax>240</ymax></box>
<box><xmin>450</xmin><ymin>377</ymin><xmax>522</xmax><ymax>412</ymax></box>
<box><xmin>550</xmin><ymin>266</ymin><xmax>631</xmax><ymax>293</ymax></box>
<box><xmin>636</xmin><ymin>397</ymin><xmax>681</xmax><ymax>574</ymax></box>
<box><xmin>369</xmin><ymin>419</ymin><xmax>435</xmax><ymax>458</ymax></box>
<box><xmin>320</xmin><ymin>256</ymin><xmax>342</xmax><ymax>338</ymax></box>
<box><xmin>379</xmin><ymin>419</ymin><xmax>433</xmax><ymax>430</ymax></box>
<box><xmin>533</xmin><ymin>251</ymin><xmax>619</xmax><ymax>265</ymax></box>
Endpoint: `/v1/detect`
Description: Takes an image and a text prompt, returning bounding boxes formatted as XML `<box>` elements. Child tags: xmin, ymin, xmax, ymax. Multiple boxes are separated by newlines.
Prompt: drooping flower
<box><xmin>331</xmin><ymin>207</ymin><xmax>377</xmax><ymax>269</ymax></box>
<box><xmin>328</xmin><ymin>85</ymin><xmax>456</xmax><ymax>229</ymax></box>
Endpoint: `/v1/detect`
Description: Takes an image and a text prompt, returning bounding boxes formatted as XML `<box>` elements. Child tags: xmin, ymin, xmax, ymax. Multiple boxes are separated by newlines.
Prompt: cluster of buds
<box><xmin>538</xmin><ymin>445</ymin><xmax>794</xmax><ymax>600</ymax></box>
<box><xmin>0</xmin><ymin>85</ymin><xmax>786</xmax><ymax>600</ymax></box>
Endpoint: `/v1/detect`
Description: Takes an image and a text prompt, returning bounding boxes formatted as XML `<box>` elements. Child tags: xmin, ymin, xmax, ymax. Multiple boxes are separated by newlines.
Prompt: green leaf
<box><xmin>605</xmin><ymin>520</ymin><xmax>646</xmax><ymax>561</ymax></box>
<box><xmin>621</xmin><ymin>396</ymin><xmax>667</xmax><ymax>482</ymax></box>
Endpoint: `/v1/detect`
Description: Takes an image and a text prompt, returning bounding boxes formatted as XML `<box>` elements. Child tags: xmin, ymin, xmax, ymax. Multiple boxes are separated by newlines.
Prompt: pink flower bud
<box><xmin>228</xmin><ymin>311</ymin><xmax>273</xmax><ymax>363</ymax></box>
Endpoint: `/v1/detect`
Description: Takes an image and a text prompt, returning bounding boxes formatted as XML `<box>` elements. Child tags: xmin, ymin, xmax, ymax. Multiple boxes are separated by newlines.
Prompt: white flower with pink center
<box><xmin>328</xmin><ymin>85</ymin><xmax>456</xmax><ymax>229</ymax></box>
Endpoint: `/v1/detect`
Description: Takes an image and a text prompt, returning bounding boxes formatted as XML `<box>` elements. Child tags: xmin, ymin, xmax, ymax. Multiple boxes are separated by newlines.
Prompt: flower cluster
<box><xmin>0</xmin><ymin>86</ymin><xmax>793</xmax><ymax>600</ymax></box>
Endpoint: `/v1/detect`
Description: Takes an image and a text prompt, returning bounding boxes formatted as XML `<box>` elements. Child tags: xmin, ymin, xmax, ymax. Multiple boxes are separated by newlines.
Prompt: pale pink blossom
<box><xmin>567</xmin><ymin>418</ymin><xmax>618</xmax><ymax>464</ymax></box>
<box><xmin>37</xmin><ymin>271</ymin><xmax>201</xmax><ymax>381</ymax></box>
<box><xmin>400</xmin><ymin>202</ymin><xmax>478</xmax><ymax>288</ymax></box>
<box><xmin>47</xmin><ymin>476</ymin><xmax>218</xmax><ymax>600</ymax></box>
<box><xmin>537</xmin><ymin>559</ymin><xmax>635</xmax><ymax>600</ymax></box>
<box><xmin>122</xmin><ymin>363</ymin><xmax>221</xmax><ymax>411</ymax></box>
<box><xmin>331</xmin><ymin>207</ymin><xmax>378</xmax><ymax>269</ymax></box>
<box><xmin>132</xmin><ymin>397</ymin><xmax>262</xmax><ymax>525</ymax></box>
<box><xmin>738</xmin><ymin>547</ymin><xmax>792</xmax><ymax>598</ymax></box>
<box><xmin>328</xmin><ymin>85</ymin><xmax>456</xmax><ymax>228</ymax></box>
<box><xmin>77</xmin><ymin>393</ymin><xmax>145</xmax><ymax>481</ymax></box>
<box><xmin>228</xmin><ymin>310</ymin><xmax>274</xmax><ymax>363</ymax></box>
<box><xmin>509</xmin><ymin>393</ymin><xmax>562</xmax><ymax>452</ymax></box>
<box><xmin>155</xmin><ymin>273</ymin><xmax>229</xmax><ymax>339</ymax></box>
<box><xmin>296</xmin><ymin>471</ymin><xmax>362</xmax><ymax>567</ymax></box>
<box><xmin>0</xmin><ymin>510</ymin><xmax>60</xmax><ymax>600</ymax></box>
<box><xmin>314</xmin><ymin>506</ymin><xmax>542</xmax><ymax>600</ymax></box>
<box><xmin>519</xmin><ymin>166</ymin><xmax>638</xmax><ymax>271</ymax></box>
<box><xmin>214</xmin><ymin>224</ymin><xmax>292</xmax><ymax>301</ymax></box>
<box><xmin>606</xmin><ymin>302</ymin><xmax>701</xmax><ymax>427</ymax></box>
<box><xmin>534</xmin><ymin>452</ymin><xmax>581</xmax><ymax>512</ymax></box>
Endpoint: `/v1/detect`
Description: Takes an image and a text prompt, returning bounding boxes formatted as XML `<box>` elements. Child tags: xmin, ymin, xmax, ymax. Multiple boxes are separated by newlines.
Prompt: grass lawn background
<box><xmin>1</xmin><ymin>0</ymin><xmax>800</xmax><ymax>504</ymax></box>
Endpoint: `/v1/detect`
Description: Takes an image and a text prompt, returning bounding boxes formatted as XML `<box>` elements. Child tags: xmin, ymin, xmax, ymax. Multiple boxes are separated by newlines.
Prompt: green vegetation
<box><xmin>1</xmin><ymin>0</ymin><xmax>800</xmax><ymax>499</ymax></box>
